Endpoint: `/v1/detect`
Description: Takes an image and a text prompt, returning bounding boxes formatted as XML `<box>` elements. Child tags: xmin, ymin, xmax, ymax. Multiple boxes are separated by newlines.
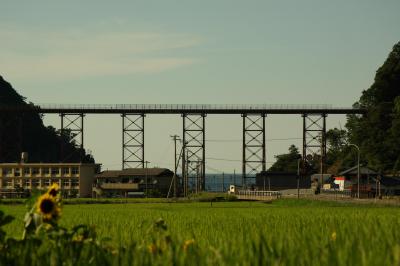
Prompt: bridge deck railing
<box><xmin>34</xmin><ymin>103</ymin><xmax>354</xmax><ymax>110</ymax></box>
<box><xmin>0</xmin><ymin>103</ymin><xmax>365</xmax><ymax>114</ymax></box>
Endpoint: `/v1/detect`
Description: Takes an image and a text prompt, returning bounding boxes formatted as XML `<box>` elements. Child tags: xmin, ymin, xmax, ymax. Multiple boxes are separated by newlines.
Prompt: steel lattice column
<box><xmin>122</xmin><ymin>114</ymin><xmax>145</xmax><ymax>169</ymax></box>
<box><xmin>302</xmin><ymin>114</ymin><xmax>327</xmax><ymax>175</ymax></box>
<box><xmin>242</xmin><ymin>114</ymin><xmax>266</xmax><ymax>186</ymax></box>
<box><xmin>60</xmin><ymin>113</ymin><xmax>84</xmax><ymax>162</ymax></box>
<box><xmin>182</xmin><ymin>114</ymin><xmax>205</xmax><ymax>195</ymax></box>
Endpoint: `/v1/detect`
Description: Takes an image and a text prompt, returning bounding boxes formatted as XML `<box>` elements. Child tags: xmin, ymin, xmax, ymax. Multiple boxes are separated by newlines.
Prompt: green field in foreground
<box><xmin>1</xmin><ymin>199</ymin><xmax>400</xmax><ymax>265</ymax></box>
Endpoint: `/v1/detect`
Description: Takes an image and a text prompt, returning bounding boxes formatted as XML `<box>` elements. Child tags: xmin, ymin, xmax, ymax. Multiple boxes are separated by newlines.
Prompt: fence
<box><xmin>321</xmin><ymin>189</ymin><xmax>352</xmax><ymax>198</ymax></box>
<box><xmin>234</xmin><ymin>190</ymin><xmax>282</xmax><ymax>201</ymax></box>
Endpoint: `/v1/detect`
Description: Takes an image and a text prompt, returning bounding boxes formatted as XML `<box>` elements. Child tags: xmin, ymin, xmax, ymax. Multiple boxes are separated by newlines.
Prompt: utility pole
<box><xmin>145</xmin><ymin>161</ymin><xmax>150</xmax><ymax>198</ymax></box>
<box><xmin>170</xmin><ymin>135</ymin><xmax>180</xmax><ymax>198</ymax></box>
<box><xmin>297</xmin><ymin>158</ymin><xmax>301</xmax><ymax>199</ymax></box>
<box><xmin>348</xmin><ymin>144</ymin><xmax>360</xmax><ymax>199</ymax></box>
<box><xmin>196</xmin><ymin>160</ymin><xmax>200</xmax><ymax>193</ymax></box>
<box><xmin>320</xmin><ymin>132</ymin><xmax>323</xmax><ymax>188</ymax></box>
<box><xmin>185</xmin><ymin>150</ymin><xmax>189</xmax><ymax>197</ymax></box>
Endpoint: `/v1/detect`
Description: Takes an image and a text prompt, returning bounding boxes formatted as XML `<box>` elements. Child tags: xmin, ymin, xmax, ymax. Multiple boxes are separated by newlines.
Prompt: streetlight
<box><xmin>348</xmin><ymin>144</ymin><xmax>360</xmax><ymax>199</ymax></box>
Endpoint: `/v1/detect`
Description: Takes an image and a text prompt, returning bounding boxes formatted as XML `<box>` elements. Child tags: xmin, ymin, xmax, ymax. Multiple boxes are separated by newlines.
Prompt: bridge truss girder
<box><xmin>242</xmin><ymin>114</ymin><xmax>266</xmax><ymax>186</ymax></box>
<box><xmin>60</xmin><ymin>113</ymin><xmax>84</xmax><ymax>162</ymax></box>
<box><xmin>122</xmin><ymin>114</ymin><xmax>145</xmax><ymax>169</ymax></box>
<box><xmin>182</xmin><ymin>114</ymin><xmax>205</xmax><ymax>196</ymax></box>
<box><xmin>302</xmin><ymin>114</ymin><xmax>327</xmax><ymax>174</ymax></box>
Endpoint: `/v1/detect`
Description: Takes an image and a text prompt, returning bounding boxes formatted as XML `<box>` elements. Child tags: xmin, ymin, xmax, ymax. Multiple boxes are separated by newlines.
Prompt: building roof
<box><xmin>339</xmin><ymin>165</ymin><xmax>378</xmax><ymax>176</ymax></box>
<box><xmin>96</xmin><ymin>168</ymin><xmax>173</xmax><ymax>178</ymax></box>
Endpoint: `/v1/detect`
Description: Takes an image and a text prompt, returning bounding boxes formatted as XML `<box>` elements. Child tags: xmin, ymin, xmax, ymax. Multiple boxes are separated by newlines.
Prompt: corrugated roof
<box><xmin>339</xmin><ymin>165</ymin><xmax>378</xmax><ymax>176</ymax></box>
<box><xmin>96</xmin><ymin>168</ymin><xmax>173</xmax><ymax>178</ymax></box>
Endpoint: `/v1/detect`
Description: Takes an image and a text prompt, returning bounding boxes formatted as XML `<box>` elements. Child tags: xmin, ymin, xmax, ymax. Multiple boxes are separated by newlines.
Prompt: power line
<box><xmin>206</xmin><ymin>156</ymin><xmax>275</xmax><ymax>164</ymax></box>
<box><xmin>204</xmin><ymin>165</ymin><xmax>224</xmax><ymax>174</ymax></box>
<box><xmin>206</xmin><ymin>137</ymin><xmax>302</xmax><ymax>142</ymax></box>
<box><xmin>206</xmin><ymin>157</ymin><xmax>241</xmax><ymax>162</ymax></box>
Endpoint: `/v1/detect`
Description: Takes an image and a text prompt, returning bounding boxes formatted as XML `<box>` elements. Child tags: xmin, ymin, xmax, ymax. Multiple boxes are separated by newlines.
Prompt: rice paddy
<box><xmin>1</xmin><ymin>199</ymin><xmax>400</xmax><ymax>265</ymax></box>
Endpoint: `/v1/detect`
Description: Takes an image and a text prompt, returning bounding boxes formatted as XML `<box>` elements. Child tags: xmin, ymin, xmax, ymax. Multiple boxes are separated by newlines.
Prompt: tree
<box><xmin>345</xmin><ymin>41</ymin><xmax>400</xmax><ymax>173</ymax></box>
<box><xmin>268</xmin><ymin>145</ymin><xmax>301</xmax><ymax>172</ymax></box>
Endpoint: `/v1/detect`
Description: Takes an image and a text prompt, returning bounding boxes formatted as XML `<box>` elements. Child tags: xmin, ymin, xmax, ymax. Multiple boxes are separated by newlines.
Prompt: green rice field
<box><xmin>1</xmin><ymin>199</ymin><xmax>400</xmax><ymax>265</ymax></box>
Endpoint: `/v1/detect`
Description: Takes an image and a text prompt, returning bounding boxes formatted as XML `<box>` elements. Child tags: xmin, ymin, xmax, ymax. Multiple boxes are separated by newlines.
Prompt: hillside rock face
<box><xmin>0</xmin><ymin>76</ymin><xmax>94</xmax><ymax>163</ymax></box>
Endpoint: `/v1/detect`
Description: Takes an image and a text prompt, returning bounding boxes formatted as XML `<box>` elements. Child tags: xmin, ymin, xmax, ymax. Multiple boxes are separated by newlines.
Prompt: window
<box><xmin>2</xmin><ymin>168</ymin><xmax>12</xmax><ymax>176</ymax></box>
<box><xmin>14</xmin><ymin>168</ymin><xmax>21</xmax><ymax>177</ymax></box>
<box><xmin>5</xmin><ymin>180</ymin><xmax>12</xmax><ymax>188</ymax></box>
<box><xmin>43</xmin><ymin>168</ymin><xmax>50</xmax><ymax>175</ymax></box>
<box><xmin>62</xmin><ymin>167</ymin><xmax>70</xmax><ymax>175</ymax></box>
<box><xmin>51</xmin><ymin>168</ymin><xmax>60</xmax><ymax>175</ymax></box>
<box><xmin>71</xmin><ymin>179</ymin><xmax>79</xmax><ymax>187</ymax></box>
<box><xmin>71</xmin><ymin>167</ymin><xmax>79</xmax><ymax>175</ymax></box>
<box><xmin>44</xmin><ymin>179</ymin><xmax>51</xmax><ymax>186</ymax></box>
<box><xmin>24</xmin><ymin>167</ymin><xmax>31</xmax><ymax>176</ymax></box>
<box><xmin>62</xmin><ymin>180</ymin><xmax>70</xmax><ymax>187</ymax></box>
<box><xmin>24</xmin><ymin>180</ymin><xmax>31</xmax><ymax>188</ymax></box>
<box><xmin>32</xmin><ymin>168</ymin><xmax>40</xmax><ymax>175</ymax></box>
<box><xmin>31</xmin><ymin>179</ymin><xmax>39</xmax><ymax>187</ymax></box>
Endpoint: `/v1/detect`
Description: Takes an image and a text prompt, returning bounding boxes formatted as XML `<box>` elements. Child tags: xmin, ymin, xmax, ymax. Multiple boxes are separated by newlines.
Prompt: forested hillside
<box><xmin>269</xmin><ymin>41</ymin><xmax>400</xmax><ymax>174</ymax></box>
<box><xmin>0</xmin><ymin>76</ymin><xmax>94</xmax><ymax>163</ymax></box>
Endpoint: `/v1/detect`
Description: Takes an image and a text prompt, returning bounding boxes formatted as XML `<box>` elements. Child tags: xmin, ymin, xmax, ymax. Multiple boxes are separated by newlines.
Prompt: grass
<box><xmin>1</xmin><ymin>198</ymin><xmax>400</xmax><ymax>265</ymax></box>
<box><xmin>0</xmin><ymin>192</ymin><xmax>235</xmax><ymax>205</ymax></box>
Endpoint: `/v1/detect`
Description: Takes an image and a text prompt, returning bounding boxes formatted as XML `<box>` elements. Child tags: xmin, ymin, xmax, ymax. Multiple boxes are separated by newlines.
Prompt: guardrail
<box><xmin>234</xmin><ymin>190</ymin><xmax>282</xmax><ymax>200</ymax></box>
<box><xmin>321</xmin><ymin>189</ymin><xmax>352</xmax><ymax>197</ymax></box>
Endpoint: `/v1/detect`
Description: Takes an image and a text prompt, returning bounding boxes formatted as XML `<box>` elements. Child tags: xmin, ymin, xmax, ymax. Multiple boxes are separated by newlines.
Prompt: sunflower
<box><xmin>183</xmin><ymin>239</ymin><xmax>195</xmax><ymax>251</ymax></box>
<box><xmin>36</xmin><ymin>193</ymin><xmax>61</xmax><ymax>222</ymax></box>
<box><xmin>331</xmin><ymin>231</ymin><xmax>337</xmax><ymax>241</ymax></box>
<box><xmin>47</xmin><ymin>183</ymin><xmax>60</xmax><ymax>197</ymax></box>
<box><xmin>148</xmin><ymin>244</ymin><xmax>157</xmax><ymax>254</ymax></box>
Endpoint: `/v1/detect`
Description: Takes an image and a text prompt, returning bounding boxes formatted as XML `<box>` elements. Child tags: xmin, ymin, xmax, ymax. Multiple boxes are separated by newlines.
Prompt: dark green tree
<box><xmin>346</xmin><ymin>41</ymin><xmax>400</xmax><ymax>173</ymax></box>
<box><xmin>268</xmin><ymin>144</ymin><xmax>302</xmax><ymax>172</ymax></box>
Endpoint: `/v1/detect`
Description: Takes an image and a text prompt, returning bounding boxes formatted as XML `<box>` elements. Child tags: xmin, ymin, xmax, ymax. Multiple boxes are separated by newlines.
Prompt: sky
<box><xmin>1</xmin><ymin>0</ymin><xmax>399</xmax><ymax>173</ymax></box>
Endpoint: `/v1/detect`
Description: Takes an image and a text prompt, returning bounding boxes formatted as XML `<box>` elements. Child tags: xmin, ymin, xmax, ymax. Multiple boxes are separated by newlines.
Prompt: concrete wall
<box><xmin>79</xmin><ymin>165</ymin><xmax>95</xmax><ymax>197</ymax></box>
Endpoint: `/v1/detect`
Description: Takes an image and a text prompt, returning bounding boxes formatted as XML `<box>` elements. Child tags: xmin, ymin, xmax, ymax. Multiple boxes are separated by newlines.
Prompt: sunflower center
<box><xmin>40</xmin><ymin>199</ymin><xmax>54</xmax><ymax>214</ymax></box>
<box><xmin>49</xmin><ymin>189</ymin><xmax>57</xmax><ymax>197</ymax></box>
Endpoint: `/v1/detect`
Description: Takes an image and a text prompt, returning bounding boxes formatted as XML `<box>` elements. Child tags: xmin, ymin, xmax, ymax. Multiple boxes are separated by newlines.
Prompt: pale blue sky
<box><xmin>1</xmin><ymin>1</ymin><xmax>399</xmax><ymax>172</ymax></box>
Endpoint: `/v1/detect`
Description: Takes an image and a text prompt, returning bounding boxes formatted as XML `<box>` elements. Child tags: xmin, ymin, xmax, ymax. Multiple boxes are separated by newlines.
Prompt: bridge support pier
<box><xmin>182</xmin><ymin>114</ymin><xmax>205</xmax><ymax>196</ymax></box>
<box><xmin>60</xmin><ymin>113</ymin><xmax>84</xmax><ymax>162</ymax></box>
<box><xmin>302</xmin><ymin>114</ymin><xmax>327</xmax><ymax>179</ymax></box>
<box><xmin>242</xmin><ymin>114</ymin><xmax>266</xmax><ymax>187</ymax></box>
<box><xmin>122</xmin><ymin>114</ymin><xmax>145</xmax><ymax>169</ymax></box>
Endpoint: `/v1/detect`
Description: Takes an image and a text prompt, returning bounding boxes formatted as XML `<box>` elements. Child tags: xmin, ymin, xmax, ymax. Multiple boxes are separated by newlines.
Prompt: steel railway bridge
<box><xmin>0</xmin><ymin>104</ymin><xmax>365</xmax><ymax>194</ymax></box>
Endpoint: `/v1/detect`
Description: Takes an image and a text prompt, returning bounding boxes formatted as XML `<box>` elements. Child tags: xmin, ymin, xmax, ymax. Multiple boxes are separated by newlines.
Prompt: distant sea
<box><xmin>187</xmin><ymin>173</ymin><xmax>256</xmax><ymax>192</ymax></box>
